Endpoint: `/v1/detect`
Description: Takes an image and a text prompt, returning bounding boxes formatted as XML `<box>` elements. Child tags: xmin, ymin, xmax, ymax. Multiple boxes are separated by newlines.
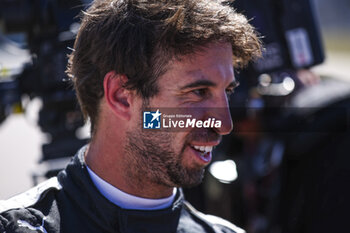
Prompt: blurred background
<box><xmin>313</xmin><ymin>0</ymin><xmax>350</xmax><ymax>81</ymax></box>
<box><xmin>0</xmin><ymin>0</ymin><xmax>349</xmax><ymax>233</ymax></box>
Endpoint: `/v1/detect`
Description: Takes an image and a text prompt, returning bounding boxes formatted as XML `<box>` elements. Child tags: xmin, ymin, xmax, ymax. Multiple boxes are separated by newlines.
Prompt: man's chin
<box><xmin>168</xmin><ymin>168</ymin><xmax>205</xmax><ymax>189</ymax></box>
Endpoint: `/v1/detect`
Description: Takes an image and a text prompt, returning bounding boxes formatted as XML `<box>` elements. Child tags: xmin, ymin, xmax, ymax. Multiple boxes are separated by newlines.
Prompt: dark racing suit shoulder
<box><xmin>0</xmin><ymin>147</ymin><xmax>245</xmax><ymax>233</ymax></box>
<box><xmin>0</xmin><ymin>179</ymin><xmax>244</xmax><ymax>233</ymax></box>
<box><xmin>0</xmin><ymin>177</ymin><xmax>62</xmax><ymax>233</ymax></box>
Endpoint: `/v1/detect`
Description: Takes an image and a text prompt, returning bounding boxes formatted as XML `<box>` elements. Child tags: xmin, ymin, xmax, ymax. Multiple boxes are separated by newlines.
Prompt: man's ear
<box><xmin>103</xmin><ymin>71</ymin><xmax>132</xmax><ymax>121</ymax></box>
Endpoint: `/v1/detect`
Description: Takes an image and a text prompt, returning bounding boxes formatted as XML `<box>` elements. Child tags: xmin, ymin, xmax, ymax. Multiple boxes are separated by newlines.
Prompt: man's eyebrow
<box><xmin>180</xmin><ymin>80</ymin><xmax>239</xmax><ymax>90</ymax></box>
<box><xmin>180</xmin><ymin>80</ymin><xmax>217</xmax><ymax>90</ymax></box>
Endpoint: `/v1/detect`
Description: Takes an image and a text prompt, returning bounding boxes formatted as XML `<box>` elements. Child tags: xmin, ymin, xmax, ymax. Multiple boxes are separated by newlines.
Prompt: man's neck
<box><xmin>86</xmin><ymin>165</ymin><xmax>177</xmax><ymax>210</ymax></box>
<box><xmin>84</xmin><ymin>141</ymin><xmax>174</xmax><ymax>199</ymax></box>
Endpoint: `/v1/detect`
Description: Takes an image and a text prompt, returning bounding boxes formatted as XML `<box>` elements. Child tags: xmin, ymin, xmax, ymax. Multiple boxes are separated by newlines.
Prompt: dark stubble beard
<box><xmin>124</xmin><ymin>128</ymin><xmax>205</xmax><ymax>188</ymax></box>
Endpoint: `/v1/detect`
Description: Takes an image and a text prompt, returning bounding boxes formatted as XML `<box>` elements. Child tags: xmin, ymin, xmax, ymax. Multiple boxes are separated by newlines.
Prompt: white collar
<box><xmin>86</xmin><ymin>166</ymin><xmax>177</xmax><ymax>210</ymax></box>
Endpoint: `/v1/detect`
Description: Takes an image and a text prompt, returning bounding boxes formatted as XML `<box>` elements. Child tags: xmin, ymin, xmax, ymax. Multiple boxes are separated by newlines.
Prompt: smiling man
<box><xmin>0</xmin><ymin>0</ymin><xmax>261</xmax><ymax>232</ymax></box>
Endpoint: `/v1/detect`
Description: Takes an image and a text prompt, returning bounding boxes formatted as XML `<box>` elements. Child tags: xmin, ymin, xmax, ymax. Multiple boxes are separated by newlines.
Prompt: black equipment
<box><xmin>230</xmin><ymin>0</ymin><xmax>325</xmax><ymax>108</ymax></box>
<box><xmin>234</xmin><ymin>0</ymin><xmax>324</xmax><ymax>75</ymax></box>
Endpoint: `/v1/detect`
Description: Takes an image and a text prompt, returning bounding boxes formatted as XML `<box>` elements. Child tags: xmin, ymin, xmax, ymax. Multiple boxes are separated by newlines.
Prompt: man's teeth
<box><xmin>193</xmin><ymin>145</ymin><xmax>213</xmax><ymax>153</ymax></box>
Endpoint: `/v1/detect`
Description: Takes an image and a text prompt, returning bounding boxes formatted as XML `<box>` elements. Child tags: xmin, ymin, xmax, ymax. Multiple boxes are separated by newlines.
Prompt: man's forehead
<box><xmin>173</xmin><ymin>66</ymin><xmax>236</xmax><ymax>88</ymax></box>
<box><xmin>185</xmin><ymin>68</ymin><xmax>235</xmax><ymax>79</ymax></box>
<box><xmin>158</xmin><ymin>42</ymin><xmax>235</xmax><ymax>86</ymax></box>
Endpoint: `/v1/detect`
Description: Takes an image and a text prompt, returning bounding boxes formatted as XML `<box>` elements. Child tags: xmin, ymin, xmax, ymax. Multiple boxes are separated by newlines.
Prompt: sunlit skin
<box><xmin>85</xmin><ymin>42</ymin><xmax>237</xmax><ymax>199</ymax></box>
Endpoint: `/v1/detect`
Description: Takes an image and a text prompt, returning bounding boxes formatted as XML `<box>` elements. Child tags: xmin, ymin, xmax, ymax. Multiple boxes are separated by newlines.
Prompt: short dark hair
<box><xmin>67</xmin><ymin>0</ymin><xmax>261</xmax><ymax>133</ymax></box>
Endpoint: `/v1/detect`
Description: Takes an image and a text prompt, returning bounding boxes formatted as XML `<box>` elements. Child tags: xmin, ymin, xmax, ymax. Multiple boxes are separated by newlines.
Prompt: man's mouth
<box><xmin>187</xmin><ymin>143</ymin><xmax>217</xmax><ymax>164</ymax></box>
<box><xmin>191</xmin><ymin>145</ymin><xmax>213</xmax><ymax>156</ymax></box>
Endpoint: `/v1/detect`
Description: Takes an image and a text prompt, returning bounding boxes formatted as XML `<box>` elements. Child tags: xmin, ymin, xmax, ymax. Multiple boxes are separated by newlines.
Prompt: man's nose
<box><xmin>211</xmin><ymin>95</ymin><xmax>233</xmax><ymax>135</ymax></box>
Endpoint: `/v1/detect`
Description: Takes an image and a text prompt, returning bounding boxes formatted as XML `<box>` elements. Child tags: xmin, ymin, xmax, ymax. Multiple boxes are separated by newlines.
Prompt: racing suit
<box><xmin>0</xmin><ymin>146</ymin><xmax>244</xmax><ymax>233</ymax></box>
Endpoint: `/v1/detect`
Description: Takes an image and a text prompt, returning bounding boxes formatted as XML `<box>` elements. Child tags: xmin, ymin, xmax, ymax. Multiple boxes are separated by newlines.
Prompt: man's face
<box><xmin>125</xmin><ymin>42</ymin><xmax>235</xmax><ymax>188</ymax></box>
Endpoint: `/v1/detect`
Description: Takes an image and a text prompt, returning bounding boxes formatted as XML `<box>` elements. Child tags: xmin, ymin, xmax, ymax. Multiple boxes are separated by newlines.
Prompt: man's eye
<box><xmin>192</xmin><ymin>88</ymin><xmax>209</xmax><ymax>97</ymax></box>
